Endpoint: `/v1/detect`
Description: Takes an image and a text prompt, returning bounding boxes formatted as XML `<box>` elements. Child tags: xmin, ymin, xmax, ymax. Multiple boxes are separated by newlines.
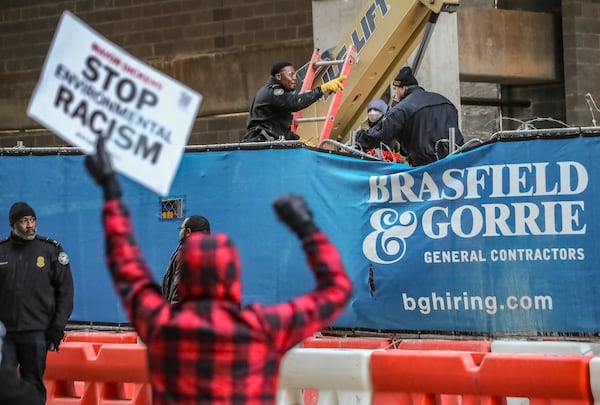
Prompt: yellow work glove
<box><xmin>320</xmin><ymin>75</ymin><xmax>347</xmax><ymax>94</ymax></box>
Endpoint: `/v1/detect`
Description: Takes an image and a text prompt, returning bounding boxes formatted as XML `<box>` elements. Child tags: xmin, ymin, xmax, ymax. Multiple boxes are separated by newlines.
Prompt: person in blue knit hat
<box><xmin>366</xmin><ymin>99</ymin><xmax>388</xmax><ymax>128</ymax></box>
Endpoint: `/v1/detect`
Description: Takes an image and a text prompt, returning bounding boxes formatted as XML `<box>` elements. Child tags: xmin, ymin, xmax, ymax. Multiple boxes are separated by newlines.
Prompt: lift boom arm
<box><xmin>296</xmin><ymin>0</ymin><xmax>460</xmax><ymax>143</ymax></box>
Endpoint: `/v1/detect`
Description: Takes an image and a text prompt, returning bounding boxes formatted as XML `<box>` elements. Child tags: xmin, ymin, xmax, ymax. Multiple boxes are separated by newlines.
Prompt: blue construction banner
<box><xmin>0</xmin><ymin>135</ymin><xmax>598</xmax><ymax>335</ymax></box>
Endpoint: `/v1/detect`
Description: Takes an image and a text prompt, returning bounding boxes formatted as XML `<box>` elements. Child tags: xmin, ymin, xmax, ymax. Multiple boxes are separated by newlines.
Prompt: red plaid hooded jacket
<box><xmin>102</xmin><ymin>200</ymin><xmax>353</xmax><ymax>404</ymax></box>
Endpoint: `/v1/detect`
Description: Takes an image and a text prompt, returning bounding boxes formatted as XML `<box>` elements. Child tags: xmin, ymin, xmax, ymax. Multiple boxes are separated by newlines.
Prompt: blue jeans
<box><xmin>2</xmin><ymin>331</ymin><xmax>47</xmax><ymax>405</ymax></box>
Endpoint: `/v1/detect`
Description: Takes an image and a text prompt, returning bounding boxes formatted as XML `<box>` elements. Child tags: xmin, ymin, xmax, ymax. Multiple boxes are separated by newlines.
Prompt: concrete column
<box><xmin>312</xmin><ymin>0</ymin><xmax>367</xmax><ymax>51</ymax></box>
<box><xmin>410</xmin><ymin>12</ymin><xmax>462</xmax><ymax>121</ymax></box>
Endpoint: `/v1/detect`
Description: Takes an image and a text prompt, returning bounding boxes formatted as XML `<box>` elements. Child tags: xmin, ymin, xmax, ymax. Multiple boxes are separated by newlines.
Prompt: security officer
<box><xmin>242</xmin><ymin>61</ymin><xmax>346</xmax><ymax>142</ymax></box>
<box><xmin>0</xmin><ymin>202</ymin><xmax>74</xmax><ymax>405</ymax></box>
<box><xmin>355</xmin><ymin>66</ymin><xmax>464</xmax><ymax>166</ymax></box>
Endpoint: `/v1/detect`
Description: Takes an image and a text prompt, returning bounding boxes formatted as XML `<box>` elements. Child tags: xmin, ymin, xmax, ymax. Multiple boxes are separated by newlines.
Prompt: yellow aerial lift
<box><xmin>294</xmin><ymin>0</ymin><xmax>460</xmax><ymax>145</ymax></box>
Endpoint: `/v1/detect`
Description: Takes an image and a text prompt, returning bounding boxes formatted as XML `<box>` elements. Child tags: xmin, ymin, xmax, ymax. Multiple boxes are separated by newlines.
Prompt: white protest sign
<box><xmin>27</xmin><ymin>11</ymin><xmax>202</xmax><ymax>196</ymax></box>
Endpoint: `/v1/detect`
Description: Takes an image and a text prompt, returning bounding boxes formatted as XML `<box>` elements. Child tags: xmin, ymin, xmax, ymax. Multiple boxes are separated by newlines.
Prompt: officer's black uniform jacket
<box><xmin>243</xmin><ymin>76</ymin><xmax>323</xmax><ymax>142</ymax></box>
<box><xmin>356</xmin><ymin>86</ymin><xmax>464</xmax><ymax>166</ymax></box>
<box><xmin>0</xmin><ymin>233</ymin><xmax>74</xmax><ymax>333</ymax></box>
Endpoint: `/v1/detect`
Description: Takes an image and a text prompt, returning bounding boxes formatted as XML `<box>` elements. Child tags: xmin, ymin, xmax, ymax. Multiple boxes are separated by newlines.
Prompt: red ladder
<box><xmin>291</xmin><ymin>45</ymin><xmax>357</xmax><ymax>142</ymax></box>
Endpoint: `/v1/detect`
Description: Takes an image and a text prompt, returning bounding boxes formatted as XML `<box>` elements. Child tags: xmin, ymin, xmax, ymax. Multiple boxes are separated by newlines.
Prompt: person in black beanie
<box><xmin>0</xmin><ymin>202</ymin><xmax>74</xmax><ymax>405</ymax></box>
<box><xmin>355</xmin><ymin>65</ymin><xmax>464</xmax><ymax>166</ymax></box>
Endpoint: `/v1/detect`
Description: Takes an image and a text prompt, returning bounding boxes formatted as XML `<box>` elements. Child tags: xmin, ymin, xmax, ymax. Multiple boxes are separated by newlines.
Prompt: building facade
<box><xmin>0</xmin><ymin>0</ymin><xmax>598</xmax><ymax>147</ymax></box>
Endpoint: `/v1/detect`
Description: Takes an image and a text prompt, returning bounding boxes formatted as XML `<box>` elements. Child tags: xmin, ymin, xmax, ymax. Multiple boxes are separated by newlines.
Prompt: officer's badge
<box><xmin>58</xmin><ymin>252</ymin><xmax>70</xmax><ymax>265</ymax></box>
<box><xmin>36</xmin><ymin>256</ymin><xmax>45</xmax><ymax>268</ymax></box>
<box><xmin>273</xmin><ymin>88</ymin><xmax>284</xmax><ymax>96</ymax></box>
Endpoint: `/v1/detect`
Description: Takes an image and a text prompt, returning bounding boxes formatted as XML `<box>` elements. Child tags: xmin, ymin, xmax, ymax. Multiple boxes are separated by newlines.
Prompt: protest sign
<box><xmin>27</xmin><ymin>11</ymin><xmax>202</xmax><ymax>196</ymax></box>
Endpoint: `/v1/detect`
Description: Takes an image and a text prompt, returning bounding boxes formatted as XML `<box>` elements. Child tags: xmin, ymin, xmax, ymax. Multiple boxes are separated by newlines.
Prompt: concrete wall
<box><xmin>312</xmin><ymin>0</ymin><xmax>364</xmax><ymax>50</ymax></box>
<box><xmin>1</xmin><ymin>1</ymin><xmax>598</xmax><ymax>147</ymax></box>
<box><xmin>0</xmin><ymin>0</ymin><xmax>315</xmax><ymax>147</ymax></box>
<box><xmin>457</xmin><ymin>5</ymin><xmax>566</xmax><ymax>132</ymax></box>
<box><xmin>458</xmin><ymin>7</ymin><xmax>557</xmax><ymax>84</ymax></box>
<box><xmin>495</xmin><ymin>0</ymin><xmax>600</xmax><ymax>129</ymax></box>
<box><xmin>562</xmin><ymin>0</ymin><xmax>600</xmax><ymax>126</ymax></box>
<box><xmin>413</xmin><ymin>12</ymin><xmax>461</xmax><ymax>120</ymax></box>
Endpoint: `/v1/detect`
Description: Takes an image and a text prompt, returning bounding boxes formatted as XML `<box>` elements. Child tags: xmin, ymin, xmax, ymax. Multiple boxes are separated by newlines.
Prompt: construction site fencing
<box><xmin>43</xmin><ymin>332</ymin><xmax>600</xmax><ymax>405</ymax></box>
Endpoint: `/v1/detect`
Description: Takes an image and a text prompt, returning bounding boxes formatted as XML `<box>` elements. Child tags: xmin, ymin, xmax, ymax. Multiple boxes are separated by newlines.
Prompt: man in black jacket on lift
<box><xmin>355</xmin><ymin>66</ymin><xmax>464</xmax><ymax>166</ymax></box>
<box><xmin>242</xmin><ymin>61</ymin><xmax>346</xmax><ymax>142</ymax></box>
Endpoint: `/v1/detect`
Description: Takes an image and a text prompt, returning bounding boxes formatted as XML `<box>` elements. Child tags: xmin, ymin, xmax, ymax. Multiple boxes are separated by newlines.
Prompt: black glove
<box><xmin>273</xmin><ymin>194</ymin><xmax>318</xmax><ymax>238</ymax></box>
<box><xmin>46</xmin><ymin>326</ymin><xmax>64</xmax><ymax>352</ymax></box>
<box><xmin>85</xmin><ymin>137</ymin><xmax>122</xmax><ymax>200</ymax></box>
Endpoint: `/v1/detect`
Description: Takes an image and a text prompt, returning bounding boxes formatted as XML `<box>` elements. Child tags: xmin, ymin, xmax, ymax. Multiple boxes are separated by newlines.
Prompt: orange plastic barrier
<box><xmin>45</xmin><ymin>342</ymin><xmax>595</xmax><ymax>405</ymax></box>
<box><xmin>303</xmin><ymin>336</ymin><xmax>393</xmax><ymax>349</ymax></box>
<box><xmin>63</xmin><ymin>331</ymin><xmax>139</xmax><ymax>344</ymax></box>
<box><xmin>370</xmin><ymin>351</ymin><xmax>592</xmax><ymax>405</ymax></box>
<box><xmin>302</xmin><ymin>337</ymin><xmax>490</xmax><ymax>352</ymax></box>
<box><xmin>397</xmin><ymin>339</ymin><xmax>490</xmax><ymax>352</ymax></box>
<box><xmin>45</xmin><ymin>342</ymin><xmax>151</xmax><ymax>405</ymax></box>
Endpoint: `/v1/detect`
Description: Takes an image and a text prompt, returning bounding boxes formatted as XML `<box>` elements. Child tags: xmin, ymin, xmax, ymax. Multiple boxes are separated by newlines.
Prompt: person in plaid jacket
<box><xmin>84</xmin><ymin>138</ymin><xmax>353</xmax><ymax>405</ymax></box>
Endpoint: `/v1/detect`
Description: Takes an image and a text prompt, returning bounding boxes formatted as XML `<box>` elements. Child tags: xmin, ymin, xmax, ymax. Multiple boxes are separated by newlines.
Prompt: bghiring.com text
<box><xmin>402</xmin><ymin>292</ymin><xmax>553</xmax><ymax>315</ymax></box>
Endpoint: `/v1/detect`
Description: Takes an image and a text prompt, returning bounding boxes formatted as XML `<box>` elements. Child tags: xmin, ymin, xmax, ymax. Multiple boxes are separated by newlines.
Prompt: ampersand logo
<box><xmin>362</xmin><ymin>209</ymin><xmax>418</xmax><ymax>264</ymax></box>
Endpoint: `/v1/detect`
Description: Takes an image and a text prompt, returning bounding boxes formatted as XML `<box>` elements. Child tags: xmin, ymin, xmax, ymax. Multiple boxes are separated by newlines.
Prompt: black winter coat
<box><xmin>160</xmin><ymin>245</ymin><xmax>182</xmax><ymax>304</ymax></box>
<box><xmin>0</xmin><ymin>233</ymin><xmax>73</xmax><ymax>334</ymax></box>
<box><xmin>356</xmin><ymin>86</ymin><xmax>464</xmax><ymax>166</ymax></box>
<box><xmin>243</xmin><ymin>77</ymin><xmax>323</xmax><ymax>141</ymax></box>
<box><xmin>0</xmin><ymin>367</ymin><xmax>39</xmax><ymax>405</ymax></box>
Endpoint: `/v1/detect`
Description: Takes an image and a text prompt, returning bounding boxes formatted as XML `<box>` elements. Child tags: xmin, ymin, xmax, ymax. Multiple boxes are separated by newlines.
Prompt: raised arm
<box><xmin>85</xmin><ymin>137</ymin><xmax>170</xmax><ymax>341</ymax></box>
<box><xmin>263</xmin><ymin>195</ymin><xmax>353</xmax><ymax>351</ymax></box>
